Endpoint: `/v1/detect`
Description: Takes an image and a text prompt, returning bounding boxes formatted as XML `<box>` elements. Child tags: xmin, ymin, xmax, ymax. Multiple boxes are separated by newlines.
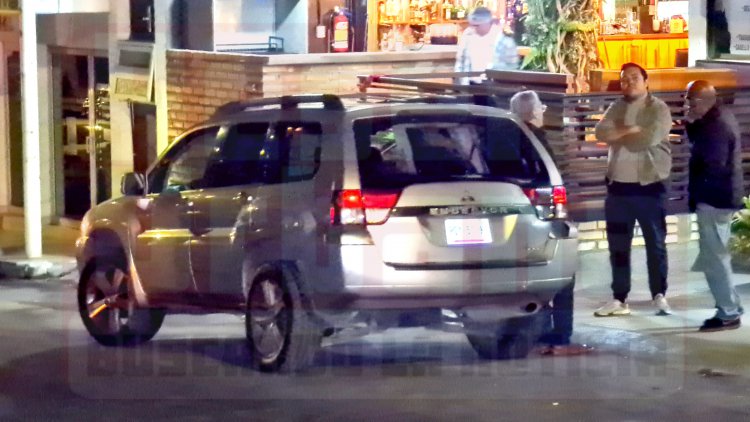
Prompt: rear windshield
<box><xmin>353</xmin><ymin>115</ymin><xmax>550</xmax><ymax>189</ymax></box>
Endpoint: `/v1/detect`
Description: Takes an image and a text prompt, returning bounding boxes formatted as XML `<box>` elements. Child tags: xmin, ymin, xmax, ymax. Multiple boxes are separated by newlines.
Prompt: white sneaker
<box><xmin>654</xmin><ymin>294</ymin><xmax>671</xmax><ymax>315</ymax></box>
<box><xmin>594</xmin><ymin>300</ymin><xmax>631</xmax><ymax>317</ymax></box>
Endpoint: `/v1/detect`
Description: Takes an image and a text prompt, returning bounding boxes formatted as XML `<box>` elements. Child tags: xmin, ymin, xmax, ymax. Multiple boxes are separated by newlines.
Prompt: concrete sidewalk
<box><xmin>0</xmin><ymin>210</ymin><xmax>79</xmax><ymax>278</ymax></box>
<box><xmin>574</xmin><ymin>240</ymin><xmax>750</xmax><ymax>377</ymax></box>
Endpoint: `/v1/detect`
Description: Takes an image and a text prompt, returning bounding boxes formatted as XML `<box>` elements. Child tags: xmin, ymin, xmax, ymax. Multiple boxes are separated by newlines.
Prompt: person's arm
<box><xmin>702</xmin><ymin>118</ymin><xmax>736</xmax><ymax>179</ymax></box>
<box><xmin>594</xmin><ymin>102</ymin><xmax>638</xmax><ymax>144</ymax></box>
<box><xmin>620</xmin><ymin>100</ymin><xmax>672</xmax><ymax>151</ymax></box>
<box><xmin>489</xmin><ymin>35</ymin><xmax>519</xmax><ymax>70</ymax></box>
<box><xmin>454</xmin><ymin>32</ymin><xmax>471</xmax><ymax>85</ymax></box>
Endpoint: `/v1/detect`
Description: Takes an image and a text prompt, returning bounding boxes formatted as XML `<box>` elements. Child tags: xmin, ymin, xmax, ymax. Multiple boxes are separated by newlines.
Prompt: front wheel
<box><xmin>77</xmin><ymin>258</ymin><xmax>165</xmax><ymax>347</ymax></box>
<box><xmin>245</xmin><ymin>270</ymin><xmax>321</xmax><ymax>373</ymax></box>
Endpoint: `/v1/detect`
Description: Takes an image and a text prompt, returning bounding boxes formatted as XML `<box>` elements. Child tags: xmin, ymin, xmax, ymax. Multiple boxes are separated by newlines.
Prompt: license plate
<box><xmin>445</xmin><ymin>218</ymin><xmax>492</xmax><ymax>245</ymax></box>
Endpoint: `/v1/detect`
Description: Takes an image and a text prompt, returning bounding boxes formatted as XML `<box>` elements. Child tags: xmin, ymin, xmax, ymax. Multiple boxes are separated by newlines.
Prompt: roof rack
<box><xmin>401</xmin><ymin>94</ymin><xmax>502</xmax><ymax>107</ymax></box>
<box><xmin>212</xmin><ymin>94</ymin><xmax>345</xmax><ymax>118</ymax></box>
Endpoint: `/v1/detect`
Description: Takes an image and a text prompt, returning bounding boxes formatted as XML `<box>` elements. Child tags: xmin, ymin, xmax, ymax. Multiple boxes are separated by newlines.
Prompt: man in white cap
<box><xmin>454</xmin><ymin>6</ymin><xmax>519</xmax><ymax>85</ymax></box>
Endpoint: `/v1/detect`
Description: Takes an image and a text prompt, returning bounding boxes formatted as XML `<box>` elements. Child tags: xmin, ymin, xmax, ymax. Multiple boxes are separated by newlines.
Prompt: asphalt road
<box><xmin>1</xmin><ymin>245</ymin><xmax>750</xmax><ymax>421</ymax></box>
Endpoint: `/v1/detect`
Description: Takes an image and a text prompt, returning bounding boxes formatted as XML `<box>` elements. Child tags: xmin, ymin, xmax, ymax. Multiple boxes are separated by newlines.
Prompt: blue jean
<box><xmin>605</xmin><ymin>193</ymin><xmax>669</xmax><ymax>302</ymax></box>
<box><xmin>692</xmin><ymin>203</ymin><xmax>744</xmax><ymax>320</ymax></box>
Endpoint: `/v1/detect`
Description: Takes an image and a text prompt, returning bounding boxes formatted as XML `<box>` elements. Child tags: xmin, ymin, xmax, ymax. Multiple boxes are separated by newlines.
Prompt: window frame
<box><xmin>261</xmin><ymin>121</ymin><xmax>324</xmax><ymax>185</ymax></box>
<box><xmin>200</xmin><ymin>121</ymin><xmax>272</xmax><ymax>189</ymax></box>
<box><xmin>146</xmin><ymin>126</ymin><xmax>222</xmax><ymax>195</ymax></box>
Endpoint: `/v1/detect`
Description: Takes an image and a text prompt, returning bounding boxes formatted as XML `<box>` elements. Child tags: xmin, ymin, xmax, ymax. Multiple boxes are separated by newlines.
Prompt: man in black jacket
<box><xmin>685</xmin><ymin>80</ymin><xmax>745</xmax><ymax>332</ymax></box>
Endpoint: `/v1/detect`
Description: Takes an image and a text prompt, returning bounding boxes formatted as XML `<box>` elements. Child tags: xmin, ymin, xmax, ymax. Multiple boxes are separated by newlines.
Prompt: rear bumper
<box><xmin>310</xmin><ymin>237</ymin><xmax>577</xmax><ymax>313</ymax></box>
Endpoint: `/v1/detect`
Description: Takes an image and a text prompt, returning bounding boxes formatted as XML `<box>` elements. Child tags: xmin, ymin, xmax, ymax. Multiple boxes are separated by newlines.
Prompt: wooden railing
<box><xmin>357</xmin><ymin>73</ymin><xmax>750</xmax><ymax>221</ymax></box>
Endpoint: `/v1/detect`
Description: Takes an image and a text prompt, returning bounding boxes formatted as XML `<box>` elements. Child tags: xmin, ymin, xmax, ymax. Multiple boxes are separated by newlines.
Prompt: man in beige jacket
<box><xmin>593</xmin><ymin>62</ymin><xmax>674</xmax><ymax>317</ymax></box>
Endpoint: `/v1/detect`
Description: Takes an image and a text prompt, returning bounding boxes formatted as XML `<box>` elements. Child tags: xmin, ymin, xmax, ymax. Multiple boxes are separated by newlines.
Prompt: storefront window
<box><xmin>707</xmin><ymin>0</ymin><xmax>750</xmax><ymax>59</ymax></box>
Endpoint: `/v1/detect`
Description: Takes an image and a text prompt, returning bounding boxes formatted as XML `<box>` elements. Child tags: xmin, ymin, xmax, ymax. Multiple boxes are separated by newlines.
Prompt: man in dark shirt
<box><xmin>685</xmin><ymin>80</ymin><xmax>744</xmax><ymax>332</ymax></box>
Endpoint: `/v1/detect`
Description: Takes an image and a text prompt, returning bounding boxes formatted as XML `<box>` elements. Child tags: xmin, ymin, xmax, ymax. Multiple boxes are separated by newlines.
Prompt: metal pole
<box><xmin>0</xmin><ymin>41</ymin><xmax>11</xmax><ymax>207</ymax></box>
<box><xmin>88</xmin><ymin>56</ymin><xmax>97</xmax><ymax>209</ymax></box>
<box><xmin>21</xmin><ymin>0</ymin><xmax>42</xmax><ymax>258</ymax></box>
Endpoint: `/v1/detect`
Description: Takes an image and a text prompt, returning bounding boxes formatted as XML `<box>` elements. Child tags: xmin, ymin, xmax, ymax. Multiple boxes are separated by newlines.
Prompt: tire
<box><xmin>467</xmin><ymin>313</ymin><xmax>547</xmax><ymax>360</ymax></box>
<box><xmin>78</xmin><ymin>257</ymin><xmax>165</xmax><ymax>347</ymax></box>
<box><xmin>245</xmin><ymin>269</ymin><xmax>321</xmax><ymax>373</ymax></box>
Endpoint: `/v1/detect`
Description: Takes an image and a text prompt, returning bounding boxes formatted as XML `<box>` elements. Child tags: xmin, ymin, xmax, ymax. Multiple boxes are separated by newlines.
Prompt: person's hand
<box><xmin>625</xmin><ymin>125</ymin><xmax>642</xmax><ymax>135</ymax></box>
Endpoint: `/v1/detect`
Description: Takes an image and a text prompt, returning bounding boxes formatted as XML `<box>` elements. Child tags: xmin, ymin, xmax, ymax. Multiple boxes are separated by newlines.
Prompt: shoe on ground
<box><xmin>698</xmin><ymin>317</ymin><xmax>741</xmax><ymax>332</ymax></box>
<box><xmin>653</xmin><ymin>293</ymin><xmax>672</xmax><ymax>316</ymax></box>
<box><xmin>594</xmin><ymin>300</ymin><xmax>631</xmax><ymax>317</ymax></box>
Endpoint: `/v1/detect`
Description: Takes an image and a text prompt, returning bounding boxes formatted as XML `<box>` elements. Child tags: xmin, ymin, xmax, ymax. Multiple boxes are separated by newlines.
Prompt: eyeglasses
<box><xmin>620</xmin><ymin>76</ymin><xmax>643</xmax><ymax>84</ymax></box>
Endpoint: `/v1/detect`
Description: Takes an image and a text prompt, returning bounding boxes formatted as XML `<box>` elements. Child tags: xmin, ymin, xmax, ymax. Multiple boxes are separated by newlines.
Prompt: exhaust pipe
<box><xmin>523</xmin><ymin>302</ymin><xmax>539</xmax><ymax>313</ymax></box>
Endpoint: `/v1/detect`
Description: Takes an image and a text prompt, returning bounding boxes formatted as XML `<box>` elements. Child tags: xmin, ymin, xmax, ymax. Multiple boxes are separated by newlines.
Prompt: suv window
<box><xmin>263</xmin><ymin>122</ymin><xmax>323</xmax><ymax>184</ymax></box>
<box><xmin>148</xmin><ymin>127</ymin><xmax>221</xmax><ymax>193</ymax></box>
<box><xmin>203</xmin><ymin>122</ymin><xmax>269</xmax><ymax>188</ymax></box>
<box><xmin>354</xmin><ymin>115</ymin><xmax>550</xmax><ymax>189</ymax></box>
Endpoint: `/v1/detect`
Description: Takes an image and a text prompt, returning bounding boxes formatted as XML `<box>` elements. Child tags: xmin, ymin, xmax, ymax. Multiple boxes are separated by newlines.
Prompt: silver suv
<box><xmin>76</xmin><ymin>94</ymin><xmax>578</xmax><ymax>372</ymax></box>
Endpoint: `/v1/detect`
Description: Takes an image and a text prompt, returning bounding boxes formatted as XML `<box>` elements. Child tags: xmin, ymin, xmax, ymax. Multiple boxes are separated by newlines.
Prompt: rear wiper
<box><xmin>450</xmin><ymin>174</ymin><xmax>535</xmax><ymax>185</ymax></box>
<box><xmin>451</xmin><ymin>174</ymin><xmax>483</xmax><ymax>179</ymax></box>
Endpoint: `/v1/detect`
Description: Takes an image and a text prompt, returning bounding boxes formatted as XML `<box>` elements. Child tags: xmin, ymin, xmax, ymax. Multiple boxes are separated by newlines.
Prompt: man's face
<box><xmin>620</xmin><ymin>67</ymin><xmax>648</xmax><ymax>99</ymax></box>
<box><xmin>685</xmin><ymin>93</ymin><xmax>712</xmax><ymax>121</ymax></box>
<box><xmin>472</xmin><ymin>21</ymin><xmax>493</xmax><ymax>36</ymax></box>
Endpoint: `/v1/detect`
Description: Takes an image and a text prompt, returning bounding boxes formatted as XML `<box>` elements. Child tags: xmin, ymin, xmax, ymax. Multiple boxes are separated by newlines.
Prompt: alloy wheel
<box><xmin>84</xmin><ymin>267</ymin><xmax>130</xmax><ymax>335</ymax></box>
<box><xmin>248</xmin><ymin>278</ymin><xmax>289</xmax><ymax>363</ymax></box>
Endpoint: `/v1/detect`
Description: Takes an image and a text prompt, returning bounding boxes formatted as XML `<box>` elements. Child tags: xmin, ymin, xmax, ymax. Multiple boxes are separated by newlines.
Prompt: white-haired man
<box><xmin>510</xmin><ymin>90</ymin><xmax>591</xmax><ymax>356</ymax></box>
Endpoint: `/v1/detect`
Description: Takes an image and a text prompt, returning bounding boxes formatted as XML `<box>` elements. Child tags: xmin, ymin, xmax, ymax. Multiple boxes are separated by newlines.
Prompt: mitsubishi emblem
<box><xmin>460</xmin><ymin>192</ymin><xmax>476</xmax><ymax>203</ymax></box>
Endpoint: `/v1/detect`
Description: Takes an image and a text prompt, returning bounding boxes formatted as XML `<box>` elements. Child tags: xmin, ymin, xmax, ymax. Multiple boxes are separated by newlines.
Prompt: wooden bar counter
<box><xmin>597</xmin><ymin>33</ymin><xmax>689</xmax><ymax>70</ymax></box>
<box><xmin>589</xmin><ymin>67</ymin><xmax>737</xmax><ymax>92</ymax></box>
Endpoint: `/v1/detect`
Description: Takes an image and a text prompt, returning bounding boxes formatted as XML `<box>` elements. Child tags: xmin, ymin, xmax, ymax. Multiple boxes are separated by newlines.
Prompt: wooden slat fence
<box><xmin>358</xmin><ymin>73</ymin><xmax>750</xmax><ymax>222</ymax></box>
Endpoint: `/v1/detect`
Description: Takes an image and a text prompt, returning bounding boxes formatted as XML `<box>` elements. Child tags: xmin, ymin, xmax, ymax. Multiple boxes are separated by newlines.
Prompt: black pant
<box><xmin>605</xmin><ymin>190</ymin><xmax>668</xmax><ymax>302</ymax></box>
<box><xmin>539</xmin><ymin>280</ymin><xmax>574</xmax><ymax>346</ymax></box>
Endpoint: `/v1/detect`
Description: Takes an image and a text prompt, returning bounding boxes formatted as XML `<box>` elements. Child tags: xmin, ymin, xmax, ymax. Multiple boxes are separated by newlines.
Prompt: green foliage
<box><xmin>521</xmin><ymin>0</ymin><xmax>559</xmax><ymax>71</ymax></box>
<box><xmin>729</xmin><ymin>197</ymin><xmax>750</xmax><ymax>257</ymax></box>
<box><xmin>521</xmin><ymin>0</ymin><xmax>601</xmax><ymax>92</ymax></box>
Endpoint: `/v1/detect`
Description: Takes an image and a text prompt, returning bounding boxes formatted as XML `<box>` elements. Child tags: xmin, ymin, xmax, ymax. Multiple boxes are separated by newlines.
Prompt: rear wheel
<box><xmin>77</xmin><ymin>258</ymin><xmax>165</xmax><ymax>347</ymax></box>
<box><xmin>245</xmin><ymin>270</ymin><xmax>321</xmax><ymax>372</ymax></box>
<box><xmin>467</xmin><ymin>313</ymin><xmax>546</xmax><ymax>360</ymax></box>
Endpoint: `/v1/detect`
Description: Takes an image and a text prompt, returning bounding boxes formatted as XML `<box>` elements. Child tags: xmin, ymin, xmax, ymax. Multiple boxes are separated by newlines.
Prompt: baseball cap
<box><xmin>468</xmin><ymin>7</ymin><xmax>493</xmax><ymax>25</ymax></box>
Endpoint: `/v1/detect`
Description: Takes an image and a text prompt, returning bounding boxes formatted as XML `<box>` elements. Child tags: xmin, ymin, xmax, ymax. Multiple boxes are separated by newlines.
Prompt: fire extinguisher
<box><xmin>329</xmin><ymin>6</ymin><xmax>352</xmax><ymax>53</ymax></box>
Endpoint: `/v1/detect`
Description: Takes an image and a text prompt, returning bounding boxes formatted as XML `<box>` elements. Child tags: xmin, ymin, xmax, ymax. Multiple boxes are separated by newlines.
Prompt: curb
<box><xmin>0</xmin><ymin>256</ymin><xmax>78</xmax><ymax>280</ymax></box>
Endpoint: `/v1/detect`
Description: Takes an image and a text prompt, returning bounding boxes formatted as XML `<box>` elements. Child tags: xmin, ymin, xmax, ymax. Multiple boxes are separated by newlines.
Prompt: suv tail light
<box><xmin>523</xmin><ymin>186</ymin><xmax>568</xmax><ymax>220</ymax></box>
<box><xmin>330</xmin><ymin>189</ymin><xmax>401</xmax><ymax>225</ymax></box>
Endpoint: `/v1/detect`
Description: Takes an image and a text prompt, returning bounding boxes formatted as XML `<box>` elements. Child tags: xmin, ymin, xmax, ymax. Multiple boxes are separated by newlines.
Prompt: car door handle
<box><xmin>184</xmin><ymin>201</ymin><xmax>210</xmax><ymax>237</ymax></box>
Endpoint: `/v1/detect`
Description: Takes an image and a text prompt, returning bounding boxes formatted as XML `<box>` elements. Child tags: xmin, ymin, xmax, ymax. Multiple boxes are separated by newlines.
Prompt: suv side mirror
<box><xmin>121</xmin><ymin>172</ymin><xmax>147</xmax><ymax>196</ymax></box>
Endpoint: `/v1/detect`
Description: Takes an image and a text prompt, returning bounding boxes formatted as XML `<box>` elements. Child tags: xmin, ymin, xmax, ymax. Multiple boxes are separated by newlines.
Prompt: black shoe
<box><xmin>698</xmin><ymin>317</ymin><xmax>741</xmax><ymax>332</ymax></box>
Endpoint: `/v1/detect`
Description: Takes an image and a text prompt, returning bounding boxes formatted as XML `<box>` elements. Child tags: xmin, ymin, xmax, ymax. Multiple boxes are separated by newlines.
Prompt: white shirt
<box><xmin>464</xmin><ymin>25</ymin><xmax>501</xmax><ymax>72</ymax></box>
<box><xmin>454</xmin><ymin>25</ymin><xmax>502</xmax><ymax>84</ymax></box>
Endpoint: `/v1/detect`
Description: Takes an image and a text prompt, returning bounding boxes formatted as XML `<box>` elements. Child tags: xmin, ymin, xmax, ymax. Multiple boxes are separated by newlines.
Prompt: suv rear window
<box><xmin>353</xmin><ymin>115</ymin><xmax>550</xmax><ymax>189</ymax></box>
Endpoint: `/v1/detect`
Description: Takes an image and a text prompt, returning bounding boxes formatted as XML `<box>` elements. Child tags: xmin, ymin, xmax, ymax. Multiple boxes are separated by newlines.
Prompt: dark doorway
<box><xmin>131</xmin><ymin>103</ymin><xmax>157</xmax><ymax>174</ymax></box>
<box><xmin>7</xmin><ymin>52</ymin><xmax>22</xmax><ymax>207</ymax></box>
<box><xmin>57</xmin><ymin>54</ymin><xmax>110</xmax><ymax>219</ymax></box>
<box><xmin>130</xmin><ymin>0</ymin><xmax>156</xmax><ymax>42</ymax></box>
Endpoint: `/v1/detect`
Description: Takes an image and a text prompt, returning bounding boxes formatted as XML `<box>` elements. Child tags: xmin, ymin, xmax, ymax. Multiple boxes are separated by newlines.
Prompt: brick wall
<box><xmin>166</xmin><ymin>50</ymin><xmax>455</xmax><ymax>140</ymax></box>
